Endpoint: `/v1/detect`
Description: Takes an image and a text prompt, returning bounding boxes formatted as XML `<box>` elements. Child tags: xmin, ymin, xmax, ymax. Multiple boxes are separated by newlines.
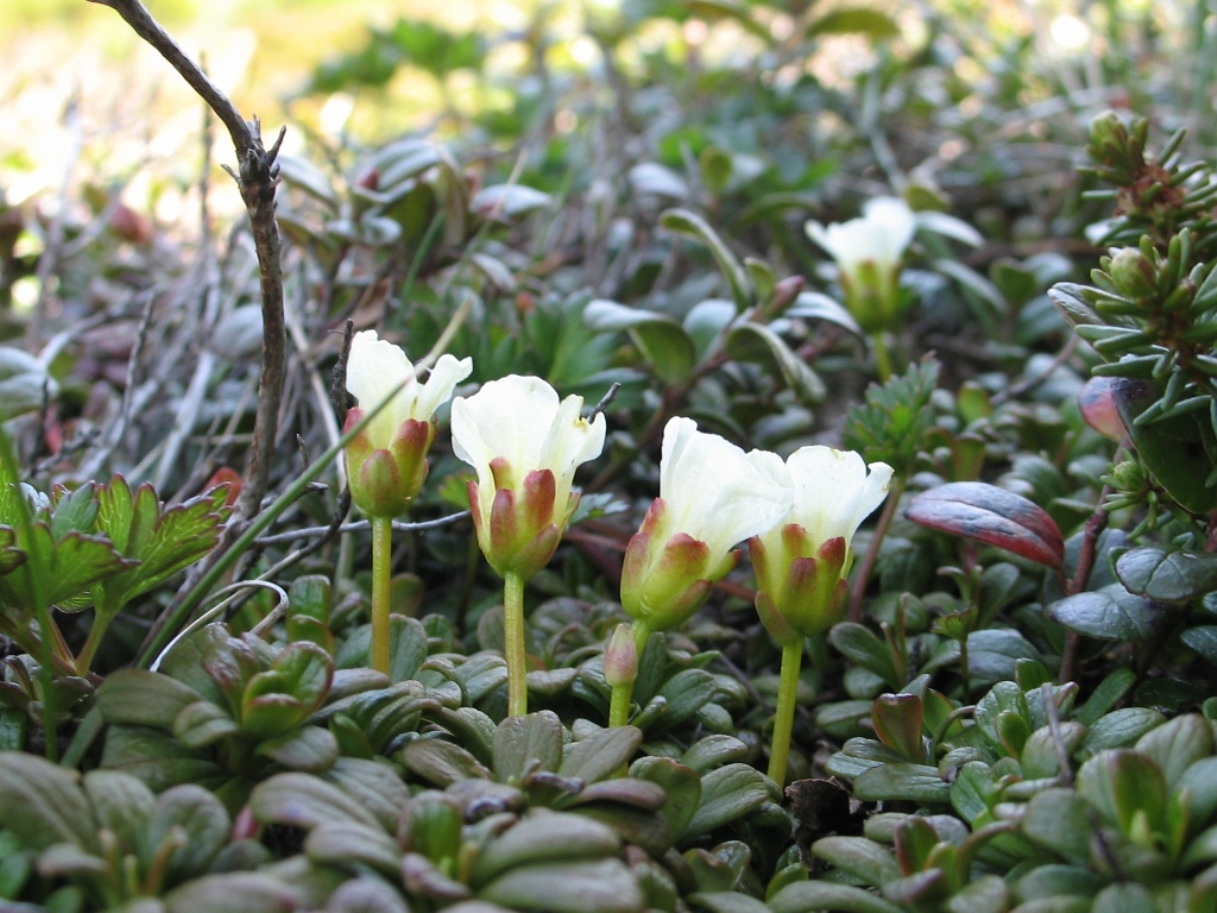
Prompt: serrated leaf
<box><xmin>906</xmin><ymin>482</ymin><xmax>1065</xmax><ymax>568</ymax></box>
<box><xmin>724</xmin><ymin>321</ymin><xmax>826</xmax><ymax>403</ymax></box>
<box><xmin>93</xmin><ymin>478</ymin><xmax>228</xmax><ymax>612</ymax></box>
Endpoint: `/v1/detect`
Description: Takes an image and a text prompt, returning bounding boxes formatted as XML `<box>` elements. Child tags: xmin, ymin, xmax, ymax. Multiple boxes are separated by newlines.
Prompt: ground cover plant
<box><xmin>4</xmin><ymin>0</ymin><xmax>1217</xmax><ymax>911</ymax></box>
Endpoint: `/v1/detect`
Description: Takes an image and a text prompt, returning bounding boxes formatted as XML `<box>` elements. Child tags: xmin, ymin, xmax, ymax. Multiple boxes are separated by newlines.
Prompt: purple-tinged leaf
<box><xmin>906</xmin><ymin>482</ymin><xmax>1064</xmax><ymax>568</ymax></box>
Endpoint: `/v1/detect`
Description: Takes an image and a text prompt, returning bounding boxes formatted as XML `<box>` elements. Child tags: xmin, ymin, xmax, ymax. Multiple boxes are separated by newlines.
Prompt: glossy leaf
<box><xmin>583</xmin><ymin>299</ymin><xmax>696</xmax><ymax>386</ymax></box>
<box><xmin>660</xmin><ymin>209</ymin><xmax>752</xmax><ymax>311</ymax></box>
<box><xmin>1048</xmin><ymin>584</ymin><xmax>1165</xmax><ymax>642</ymax></box>
<box><xmin>906</xmin><ymin>482</ymin><xmax>1065</xmax><ymax>568</ymax></box>
<box><xmin>1115</xmin><ymin>546</ymin><xmax>1217</xmax><ymax>603</ymax></box>
<box><xmin>1110</xmin><ymin>377</ymin><xmax>1217</xmax><ymax>514</ymax></box>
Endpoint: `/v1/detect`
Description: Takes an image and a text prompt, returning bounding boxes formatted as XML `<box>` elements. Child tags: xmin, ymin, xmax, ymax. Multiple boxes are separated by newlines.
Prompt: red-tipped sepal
<box><xmin>344</xmin><ymin>409</ymin><xmax>437</xmax><ymax>518</ymax></box>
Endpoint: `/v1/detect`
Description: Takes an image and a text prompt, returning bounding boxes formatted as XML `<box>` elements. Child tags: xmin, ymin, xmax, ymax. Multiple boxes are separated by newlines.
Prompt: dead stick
<box><xmin>86</xmin><ymin>0</ymin><xmax>286</xmax><ymax>532</ymax></box>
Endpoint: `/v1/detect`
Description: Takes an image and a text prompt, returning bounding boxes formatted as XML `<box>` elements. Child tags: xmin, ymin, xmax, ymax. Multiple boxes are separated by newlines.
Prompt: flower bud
<box><xmin>1107</xmin><ymin>247</ymin><xmax>1157</xmax><ymax>301</ymax></box>
<box><xmin>604</xmin><ymin>623</ymin><xmax>638</xmax><ymax>688</ymax></box>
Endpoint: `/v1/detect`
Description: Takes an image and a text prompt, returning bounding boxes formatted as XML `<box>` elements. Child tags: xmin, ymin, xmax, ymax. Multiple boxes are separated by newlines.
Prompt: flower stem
<box><xmin>504</xmin><ymin>571</ymin><xmax>528</xmax><ymax>716</ymax></box>
<box><xmin>767</xmin><ymin>640</ymin><xmax>804</xmax><ymax>786</ymax></box>
<box><xmin>609</xmin><ymin>681</ymin><xmax>633</xmax><ymax>729</ymax></box>
<box><xmin>370</xmin><ymin>515</ymin><xmax>393</xmax><ymax>676</ymax></box>
<box><xmin>871</xmin><ymin>331</ymin><xmax>893</xmax><ymax>382</ymax></box>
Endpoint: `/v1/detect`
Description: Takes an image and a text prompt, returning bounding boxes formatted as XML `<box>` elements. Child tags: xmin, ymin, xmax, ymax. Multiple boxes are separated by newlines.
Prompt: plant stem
<box><xmin>504</xmin><ymin>572</ymin><xmax>528</xmax><ymax>716</ymax></box>
<box><xmin>849</xmin><ymin>476</ymin><xmax>906</xmax><ymax>623</ymax></box>
<box><xmin>767</xmin><ymin>640</ymin><xmax>804</xmax><ymax>786</ymax></box>
<box><xmin>370</xmin><ymin>516</ymin><xmax>393</xmax><ymax>676</ymax></box>
<box><xmin>872</xmin><ymin>331</ymin><xmax>893</xmax><ymax>382</ymax></box>
<box><xmin>608</xmin><ymin>681</ymin><xmax>633</xmax><ymax>728</ymax></box>
<box><xmin>75</xmin><ymin>601</ymin><xmax>117</xmax><ymax>676</ymax></box>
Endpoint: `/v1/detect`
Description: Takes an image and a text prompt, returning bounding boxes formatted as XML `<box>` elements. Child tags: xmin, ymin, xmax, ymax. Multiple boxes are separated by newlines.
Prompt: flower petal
<box><xmin>346</xmin><ymin>330</ymin><xmax>417</xmax><ymax>448</ymax></box>
<box><xmin>413</xmin><ymin>353</ymin><xmax>473</xmax><ymax>421</ymax></box>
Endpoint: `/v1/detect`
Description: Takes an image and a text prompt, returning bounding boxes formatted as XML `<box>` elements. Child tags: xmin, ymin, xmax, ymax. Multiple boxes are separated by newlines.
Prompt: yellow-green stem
<box><xmin>608</xmin><ymin>680</ymin><xmax>633</xmax><ymax>729</ymax></box>
<box><xmin>872</xmin><ymin>331</ymin><xmax>893</xmax><ymax>382</ymax></box>
<box><xmin>767</xmin><ymin>640</ymin><xmax>805</xmax><ymax>785</ymax></box>
<box><xmin>504</xmin><ymin>571</ymin><xmax>528</xmax><ymax>716</ymax></box>
<box><xmin>370</xmin><ymin>516</ymin><xmax>394</xmax><ymax>676</ymax></box>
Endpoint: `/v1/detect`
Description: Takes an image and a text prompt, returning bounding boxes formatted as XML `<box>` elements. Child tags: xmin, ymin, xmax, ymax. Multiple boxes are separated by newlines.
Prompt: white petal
<box><xmin>658</xmin><ymin>417</ymin><xmax>792</xmax><ymax>558</ymax></box>
<box><xmin>414</xmin><ymin>354</ymin><xmax>473</xmax><ymax>421</ymax></box>
<box><xmin>346</xmin><ymin>330</ymin><xmax>416</xmax><ymax>447</ymax></box>
<box><xmin>862</xmin><ymin>197</ymin><xmax>916</xmax><ymax>266</ymax></box>
<box><xmin>786</xmin><ymin>446</ymin><xmax>893</xmax><ymax>546</ymax></box>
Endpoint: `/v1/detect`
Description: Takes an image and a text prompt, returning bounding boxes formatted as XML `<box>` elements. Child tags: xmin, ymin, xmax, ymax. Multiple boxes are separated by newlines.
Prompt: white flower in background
<box><xmin>805</xmin><ymin>197</ymin><xmax>916</xmax><ymax>333</ymax></box>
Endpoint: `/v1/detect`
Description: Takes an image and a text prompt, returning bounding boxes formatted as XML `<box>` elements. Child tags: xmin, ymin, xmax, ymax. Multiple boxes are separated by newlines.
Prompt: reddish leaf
<box><xmin>906</xmin><ymin>482</ymin><xmax>1064</xmax><ymax>569</ymax></box>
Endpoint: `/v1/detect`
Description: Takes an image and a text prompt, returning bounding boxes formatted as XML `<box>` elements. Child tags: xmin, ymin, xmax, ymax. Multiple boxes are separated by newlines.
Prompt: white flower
<box><xmin>346</xmin><ymin>330</ymin><xmax>472</xmax><ymax>450</ymax></box>
<box><xmin>450</xmin><ymin>374</ymin><xmax>606</xmax><ymax>578</ymax></box>
<box><xmin>805</xmin><ymin>197</ymin><xmax>916</xmax><ymax>333</ymax></box>
<box><xmin>750</xmin><ymin>446</ymin><xmax>893</xmax><ymax>642</ymax></box>
<box><xmin>621</xmin><ymin>417</ymin><xmax>792</xmax><ymax>633</ymax></box>
<box><xmin>343</xmin><ymin>330</ymin><xmax>472</xmax><ymax>518</ymax></box>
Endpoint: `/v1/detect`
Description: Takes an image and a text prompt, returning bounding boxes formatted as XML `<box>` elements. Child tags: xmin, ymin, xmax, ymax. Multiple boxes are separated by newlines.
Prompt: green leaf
<box><xmin>470</xmin><ymin>813</ymin><xmax>621</xmax><ymax>886</ymax></box>
<box><xmin>97</xmin><ymin>670</ymin><xmax>204</xmax><ymax>730</ymax></box>
<box><xmin>162</xmin><ymin>872</ymin><xmax>297</xmax><ymax>913</ymax></box>
<box><xmin>401</xmin><ymin>738</ymin><xmax>491</xmax><ymax>786</ymax></box>
<box><xmin>805</xmin><ymin>7</ymin><xmax>901</xmax><ymax>39</ymax></box>
<box><xmin>93</xmin><ymin>478</ymin><xmax>228</xmax><ymax>613</ymax></box>
<box><xmin>305</xmin><ymin>821</ymin><xmax>402</xmax><ymax>875</ymax></box>
<box><xmin>174</xmin><ymin>701</ymin><xmax>240</xmax><ymax>748</ymax></box>
<box><xmin>148</xmin><ymin>784</ymin><xmax>230</xmax><ymax>883</ymax></box>
<box><xmin>966</xmin><ymin>629</ymin><xmax>1044</xmax><ymax>686</ymax></box>
<box><xmin>493</xmin><ymin>711</ymin><xmax>564</xmax><ymax>781</ymax></box>
<box><xmin>1077</xmin><ymin>750</ymin><xmax>1167</xmax><ymax>834</ymax></box>
<box><xmin>1048</xmin><ymin>585</ymin><xmax>1164</xmax><ymax>642</ymax></box>
<box><xmin>769</xmin><ymin>881</ymin><xmax>905</xmax><ymax>913</ymax></box>
<box><xmin>660</xmin><ymin>209</ymin><xmax>752</xmax><ymax>311</ymax></box>
<box><xmin>1111</xmin><ymin>377</ymin><xmax>1217</xmax><ymax>514</ymax></box>
<box><xmin>786</xmin><ymin>291</ymin><xmax>864</xmax><ymax>338</ymax></box>
<box><xmin>629</xmin><ymin>757</ymin><xmax>701</xmax><ymax>841</ymax></box>
<box><xmin>812</xmin><ymin>836</ymin><xmax>901</xmax><ymax>886</ymax></box>
<box><xmin>1134</xmin><ymin>713</ymin><xmax>1211</xmax><ymax>791</ymax></box>
<box><xmin>853</xmin><ymin>763</ymin><xmax>952</xmax><ymax>804</ymax></box>
<box><xmin>680</xmin><ymin>735</ymin><xmax>749</xmax><ymax>774</ymax></box>
<box><xmin>250</xmin><ymin>772</ymin><xmax>381</xmax><ymax>831</ymax></box>
<box><xmin>829</xmin><ymin>623</ymin><xmax>900</xmax><ymax>689</ymax></box>
<box><xmin>82</xmin><ymin>770</ymin><xmax>156</xmax><ymax>856</ymax></box>
<box><xmin>724</xmin><ymin>322</ymin><xmax>826</xmax><ymax>403</ymax></box>
<box><xmin>1021</xmin><ymin>788</ymin><xmax>1094</xmax><ymax>864</ymax></box>
<box><xmin>683</xmin><ymin>763</ymin><xmax>769</xmax><ymax>839</ymax></box>
<box><xmin>325</xmin><ymin>758</ymin><xmax>413</xmax><ymax>836</ymax></box>
<box><xmin>559</xmin><ymin>726</ymin><xmax>642</xmax><ymax>783</ymax></box>
<box><xmin>1115</xmin><ymin>547</ymin><xmax>1217</xmax><ymax>603</ymax></box>
<box><xmin>1079</xmin><ymin>708</ymin><xmax>1166</xmax><ymax>757</ymax></box>
<box><xmin>2</xmin><ymin>524</ymin><xmax>132</xmax><ymax>610</ymax></box>
<box><xmin>256</xmin><ymin>726</ymin><xmax>339</xmax><ymax>773</ymax></box>
<box><xmin>583</xmin><ymin>300</ymin><xmax>696</xmax><ymax>386</ymax></box>
<box><xmin>477</xmin><ymin>858</ymin><xmax>644</xmax><ymax>913</ymax></box>
<box><xmin>1182</xmin><ymin>625</ymin><xmax>1217</xmax><ymax>664</ymax></box>
<box><xmin>0</xmin><ymin>752</ymin><xmax>98</xmax><ymax>853</ymax></box>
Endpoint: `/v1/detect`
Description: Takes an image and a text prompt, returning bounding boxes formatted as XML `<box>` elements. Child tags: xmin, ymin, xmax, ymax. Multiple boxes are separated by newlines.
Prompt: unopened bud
<box><xmin>604</xmin><ymin>623</ymin><xmax>638</xmax><ymax>688</ymax></box>
<box><xmin>1078</xmin><ymin>376</ymin><xmax>1126</xmax><ymax>441</ymax></box>
<box><xmin>1110</xmin><ymin>460</ymin><xmax>1147</xmax><ymax>492</ymax></box>
<box><xmin>1107</xmin><ymin>247</ymin><xmax>1157</xmax><ymax>300</ymax></box>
